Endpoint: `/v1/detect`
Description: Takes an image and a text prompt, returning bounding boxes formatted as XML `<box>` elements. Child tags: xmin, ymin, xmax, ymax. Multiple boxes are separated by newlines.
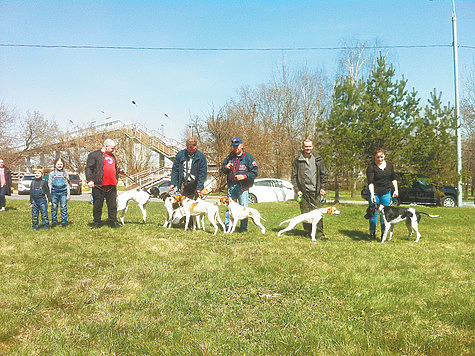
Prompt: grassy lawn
<box><xmin>0</xmin><ymin>199</ymin><xmax>473</xmax><ymax>354</ymax></box>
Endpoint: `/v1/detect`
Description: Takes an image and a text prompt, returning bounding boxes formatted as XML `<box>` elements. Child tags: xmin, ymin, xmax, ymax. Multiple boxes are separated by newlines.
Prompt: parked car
<box><xmin>19</xmin><ymin>173</ymin><xmax>82</xmax><ymax>195</ymax></box>
<box><xmin>149</xmin><ymin>179</ymin><xmax>171</xmax><ymax>198</ymax></box>
<box><xmin>17</xmin><ymin>174</ymin><xmax>35</xmax><ymax>195</ymax></box>
<box><xmin>68</xmin><ymin>173</ymin><xmax>82</xmax><ymax>195</ymax></box>
<box><xmin>248</xmin><ymin>178</ymin><xmax>295</xmax><ymax>203</ymax></box>
<box><xmin>361</xmin><ymin>172</ymin><xmax>458</xmax><ymax>207</ymax></box>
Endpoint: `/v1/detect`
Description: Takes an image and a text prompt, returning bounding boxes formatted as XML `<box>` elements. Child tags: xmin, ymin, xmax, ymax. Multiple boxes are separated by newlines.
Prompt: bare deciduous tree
<box><xmin>0</xmin><ymin>103</ymin><xmax>17</xmax><ymax>163</ymax></box>
<box><xmin>201</xmin><ymin>65</ymin><xmax>331</xmax><ymax>186</ymax></box>
<box><xmin>461</xmin><ymin>63</ymin><xmax>475</xmax><ymax>196</ymax></box>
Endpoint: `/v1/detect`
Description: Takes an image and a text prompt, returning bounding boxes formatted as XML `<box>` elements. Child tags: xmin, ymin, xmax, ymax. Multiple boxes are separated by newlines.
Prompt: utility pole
<box><xmin>452</xmin><ymin>0</ymin><xmax>463</xmax><ymax>207</ymax></box>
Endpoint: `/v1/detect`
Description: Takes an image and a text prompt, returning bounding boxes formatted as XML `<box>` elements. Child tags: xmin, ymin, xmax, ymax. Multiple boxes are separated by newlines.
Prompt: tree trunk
<box><xmin>334</xmin><ymin>172</ymin><xmax>340</xmax><ymax>203</ymax></box>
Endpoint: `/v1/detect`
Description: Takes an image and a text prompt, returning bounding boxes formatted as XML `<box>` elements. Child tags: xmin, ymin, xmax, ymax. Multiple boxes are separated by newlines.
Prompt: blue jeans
<box><xmin>368</xmin><ymin>191</ymin><xmax>392</xmax><ymax>233</ymax></box>
<box><xmin>32</xmin><ymin>197</ymin><xmax>49</xmax><ymax>229</ymax></box>
<box><xmin>51</xmin><ymin>193</ymin><xmax>68</xmax><ymax>225</ymax></box>
<box><xmin>0</xmin><ymin>186</ymin><xmax>6</xmax><ymax>209</ymax></box>
<box><xmin>225</xmin><ymin>183</ymin><xmax>249</xmax><ymax>232</ymax></box>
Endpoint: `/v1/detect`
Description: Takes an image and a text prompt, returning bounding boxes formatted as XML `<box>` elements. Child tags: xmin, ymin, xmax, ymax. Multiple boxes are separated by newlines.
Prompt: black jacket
<box><xmin>1</xmin><ymin>166</ymin><xmax>12</xmax><ymax>196</ymax></box>
<box><xmin>85</xmin><ymin>149</ymin><xmax>120</xmax><ymax>185</ymax></box>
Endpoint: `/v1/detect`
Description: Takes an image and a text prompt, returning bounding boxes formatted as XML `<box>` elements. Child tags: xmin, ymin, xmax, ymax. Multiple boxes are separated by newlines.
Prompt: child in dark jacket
<box><xmin>30</xmin><ymin>166</ymin><xmax>52</xmax><ymax>230</ymax></box>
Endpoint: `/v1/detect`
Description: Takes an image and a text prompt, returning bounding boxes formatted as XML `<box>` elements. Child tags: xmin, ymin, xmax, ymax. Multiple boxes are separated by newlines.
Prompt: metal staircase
<box><xmin>123</xmin><ymin>166</ymin><xmax>172</xmax><ymax>190</ymax></box>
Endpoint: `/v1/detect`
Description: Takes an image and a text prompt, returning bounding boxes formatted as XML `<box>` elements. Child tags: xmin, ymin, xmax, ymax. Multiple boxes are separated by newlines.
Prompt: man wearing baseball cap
<box><xmin>222</xmin><ymin>137</ymin><xmax>258</xmax><ymax>232</ymax></box>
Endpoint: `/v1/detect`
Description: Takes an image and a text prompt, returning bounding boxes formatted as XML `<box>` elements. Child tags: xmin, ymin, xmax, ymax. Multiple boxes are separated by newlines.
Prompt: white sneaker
<box><xmin>0</xmin><ymin>207</ymin><xmax>5</xmax><ymax>211</ymax></box>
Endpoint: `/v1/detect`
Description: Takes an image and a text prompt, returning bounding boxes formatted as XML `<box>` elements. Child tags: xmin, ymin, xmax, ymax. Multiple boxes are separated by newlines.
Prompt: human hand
<box><xmin>48</xmin><ymin>202</ymin><xmax>52</xmax><ymax>207</ymax></box>
<box><xmin>393</xmin><ymin>190</ymin><xmax>399</xmax><ymax>197</ymax></box>
<box><xmin>67</xmin><ymin>197</ymin><xmax>71</xmax><ymax>201</ymax></box>
<box><xmin>87</xmin><ymin>181</ymin><xmax>94</xmax><ymax>188</ymax></box>
<box><xmin>236</xmin><ymin>174</ymin><xmax>246</xmax><ymax>181</ymax></box>
<box><xmin>225</xmin><ymin>162</ymin><xmax>232</xmax><ymax>170</ymax></box>
<box><xmin>320</xmin><ymin>189</ymin><xmax>326</xmax><ymax>196</ymax></box>
<box><xmin>169</xmin><ymin>185</ymin><xmax>175</xmax><ymax>191</ymax></box>
<box><xmin>371</xmin><ymin>194</ymin><xmax>376</xmax><ymax>203</ymax></box>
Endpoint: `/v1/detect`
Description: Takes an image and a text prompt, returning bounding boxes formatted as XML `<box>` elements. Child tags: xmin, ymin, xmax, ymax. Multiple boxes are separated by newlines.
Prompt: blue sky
<box><xmin>1</xmin><ymin>1</ymin><xmax>474</xmax><ymax>139</ymax></box>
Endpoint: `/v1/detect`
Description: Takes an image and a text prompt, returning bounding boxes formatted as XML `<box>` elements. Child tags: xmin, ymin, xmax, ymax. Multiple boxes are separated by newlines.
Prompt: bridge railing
<box><xmin>124</xmin><ymin>165</ymin><xmax>172</xmax><ymax>189</ymax></box>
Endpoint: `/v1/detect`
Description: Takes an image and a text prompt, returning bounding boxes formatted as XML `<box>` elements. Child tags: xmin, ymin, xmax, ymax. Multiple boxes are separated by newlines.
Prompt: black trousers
<box><xmin>92</xmin><ymin>185</ymin><xmax>118</xmax><ymax>224</ymax></box>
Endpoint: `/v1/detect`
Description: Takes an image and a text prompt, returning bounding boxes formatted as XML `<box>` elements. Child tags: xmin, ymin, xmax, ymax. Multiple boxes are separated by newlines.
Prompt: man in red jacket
<box><xmin>86</xmin><ymin>139</ymin><xmax>124</xmax><ymax>229</ymax></box>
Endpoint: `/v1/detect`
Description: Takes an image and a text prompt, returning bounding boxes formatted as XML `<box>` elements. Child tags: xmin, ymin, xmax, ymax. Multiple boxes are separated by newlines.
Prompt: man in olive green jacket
<box><xmin>291</xmin><ymin>138</ymin><xmax>328</xmax><ymax>240</ymax></box>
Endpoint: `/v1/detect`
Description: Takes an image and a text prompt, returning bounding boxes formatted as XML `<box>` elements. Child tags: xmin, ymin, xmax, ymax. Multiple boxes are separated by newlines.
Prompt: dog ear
<box><xmin>159</xmin><ymin>192</ymin><xmax>170</xmax><ymax>201</ymax></box>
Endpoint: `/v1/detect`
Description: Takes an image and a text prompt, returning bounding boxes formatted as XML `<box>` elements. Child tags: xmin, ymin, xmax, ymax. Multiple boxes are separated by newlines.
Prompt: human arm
<box><xmin>85</xmin><ymin>152</ymin><xmax>97</xmax><ymax>188</ymax></box>
<box><xmin>43</xmin><ymin>181</ymin><xmax>52</xmax><ymax>203</ymax></box>
<box><xmin>65</xmin><ymin>172</ymin><xmax>71</xmax><ymax>199</ymax></box>
<box><xmin>366</xmin><ymin>164</ymin><xmax>376</xmax><ymax>203</ymax></box>
<box><xmin>196</xmin><ymin>153</ymin><xmax>208</xmax><ymax>191</ymax></box>
<box><xmin>169</xmin><ymin>152</ymin><xmax>181</xmax><ymax>190</ymax></box>
<box><xmin>319</xmin><ymin>158</ymin><xmax>328</xmax><ymax>195</ymax></box>
<box><xmin>222</xmin><ymin>155</ymin><xmax>232</xmax><ymax>174</ymax></box>
<box><xmin>390</xmin><ymin>163</ymin><xmax>398</xmax><ymax>197</ymax></box>
<box><xmin>392</xmin><ymin>180</ymin><xmax>398</xmax><ymax>197</ymax></box>
<box><xmin>237</xmin><ymin>153</ymin><xmax>258</xmax><ymax>181</ymax></box>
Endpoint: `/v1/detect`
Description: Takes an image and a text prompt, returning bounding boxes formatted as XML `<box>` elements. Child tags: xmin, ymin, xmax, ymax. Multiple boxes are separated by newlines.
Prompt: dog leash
<box><xmin>121</xmin><ymin>171</ymin><xmax>140</xmax><ymax>186</ymax></box>
<box><xmin>94</xmin><ymin>185</ymin><xmax>115</xmax><ymax>192</ymax></box>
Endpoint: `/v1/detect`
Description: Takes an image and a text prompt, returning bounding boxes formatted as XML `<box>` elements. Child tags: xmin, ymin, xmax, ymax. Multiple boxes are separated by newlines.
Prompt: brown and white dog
<box><xmin>277</xmin><ymin>207</ymin><xmax>341</xmax><ymax>241</ymax></box>
<box><xmin>217</xmin><ymin>196</ymin><xmax>266</xmax><ymax>234</ymax></box>
<box><xmin>174</xmin><ymin>193</ymin><xmax>226</xmax><ymax>235</ymax></box>
<box><xmin>160</xmin><ymin>192</ymin><xmax>185</xmax><ymax>228</ymax></box>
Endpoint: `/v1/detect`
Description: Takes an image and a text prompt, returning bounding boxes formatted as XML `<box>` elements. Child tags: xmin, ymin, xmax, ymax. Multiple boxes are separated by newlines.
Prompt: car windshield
<box><xmin>255</xmin><ymin>180</ymin><xmax>272</xmax><ymax>187</ymax></box>
<box><xmin>417</xmin><ymin>178</ymin><xmax>431</xmax><ymax>186</ymax></box>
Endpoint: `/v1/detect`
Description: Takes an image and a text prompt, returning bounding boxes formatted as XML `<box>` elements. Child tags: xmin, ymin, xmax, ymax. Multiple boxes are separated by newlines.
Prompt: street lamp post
<box><xmin>452</xmin><ymin>0</ymin><xmax>463</xmax><ymax>207</ymax></box>
<box><xmin>132</xmin><ymin>100</ymin><xmax>138</xmax><ymax>125</ymax></box>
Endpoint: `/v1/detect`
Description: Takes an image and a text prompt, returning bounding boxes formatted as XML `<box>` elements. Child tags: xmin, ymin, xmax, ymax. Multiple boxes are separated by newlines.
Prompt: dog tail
<box><xmin>420</xmin><ymin>212</ymin><xmax>440</xmax><ymax>218</ymax></box>
<box><xmin>279</xmin><ymin>218</ymin><xmax>291</xmax><ymax>226</ymax></box>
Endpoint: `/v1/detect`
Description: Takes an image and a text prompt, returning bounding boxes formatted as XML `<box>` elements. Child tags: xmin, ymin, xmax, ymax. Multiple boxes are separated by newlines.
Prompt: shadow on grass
<box><xmin>271</xmin><ymin>227</ymin><xmax>312</xmax><ymax>240</ymax></box>
<box><xmin>339</xmin><ymin>229</ymin><xmax>371</xmax><ymax>241</ymax></box>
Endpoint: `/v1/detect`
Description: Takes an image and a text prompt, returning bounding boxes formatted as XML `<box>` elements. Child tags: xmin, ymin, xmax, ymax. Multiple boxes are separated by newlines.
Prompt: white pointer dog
<box><xmin>160</xmin><ymin>192</ymin><xmax>185</xmax><ymax>228</ymax></box>
<box><xmin>174</xmin><ymin>193</ymin><xmax>226</xmax><ymax>235</ymax></box>
<box><xmin>217</xmin><ymin>197</ymin><xmax>266</xmax><ymax>234</ymax></box>
<box><xmin>278</xmin><ymin>207</ymin><xmax>341</xmax><ymax>241</ymax></box>
<box><xmin>117</xmin><ymin>189</ymin><xmax>150</xmax><ymax>225</ymax></box>
<box><xmin>364</xmin><ymin>204</ymin><xmax>439</xmax><ymax>243</ymax></box>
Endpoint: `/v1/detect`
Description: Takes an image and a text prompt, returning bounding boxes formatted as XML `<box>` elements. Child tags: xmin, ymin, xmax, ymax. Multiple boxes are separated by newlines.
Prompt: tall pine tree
<box><xmin>406</xmin><ymin>89</ymin><xmax>458</xmax><ymax>184</ymax></box>
<box><xmin>358</xmin><ymin>54</ymin><xmax>419</xmax><ymax>165</ymax></box>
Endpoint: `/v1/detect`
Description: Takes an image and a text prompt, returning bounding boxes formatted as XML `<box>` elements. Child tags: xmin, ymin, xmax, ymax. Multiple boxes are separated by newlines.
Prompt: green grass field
<box><xmin>0</xmin><ymin>199</ymin><xmax>473</xmax><ymax>354</ymax></box>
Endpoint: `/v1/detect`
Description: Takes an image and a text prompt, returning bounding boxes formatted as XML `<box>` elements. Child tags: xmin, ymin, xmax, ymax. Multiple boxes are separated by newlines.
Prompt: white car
<box><xmin>248</xmin><ymin>178</ymin><xmax>295</xmax><ymax>203</ymax></box>
<box><xmin>18</xmin><ymin>174</ymin><xmax>36</xmax><ymax>195</ymax></box>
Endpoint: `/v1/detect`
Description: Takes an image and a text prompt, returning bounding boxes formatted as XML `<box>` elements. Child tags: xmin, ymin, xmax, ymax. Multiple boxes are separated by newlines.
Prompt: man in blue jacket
<box><xmin>222</xmin><ymin>137</ymin><xmax>258</xmax><ymax>232</ymax></box>
<box><xmin>170</xmin><ymin>137</ymin><xmax>207</xmax><ymax>199</ymax></box>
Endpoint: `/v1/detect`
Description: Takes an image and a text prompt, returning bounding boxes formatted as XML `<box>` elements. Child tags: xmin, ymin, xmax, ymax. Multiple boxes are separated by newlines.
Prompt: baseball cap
<box><xmin>231</xmin><ymin>137</ymin><xmax>243</xmax><ymax>145</ymax></box>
